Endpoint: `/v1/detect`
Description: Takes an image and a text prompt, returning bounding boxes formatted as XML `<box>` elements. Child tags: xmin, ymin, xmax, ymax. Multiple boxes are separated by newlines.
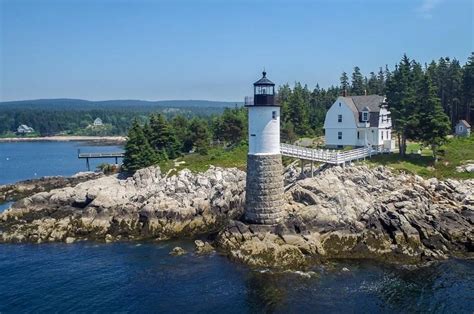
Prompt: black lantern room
<box><xmin>253</xmin><ymin>71</ymin><xmax>277</xmax><ymax>106</ymax></box>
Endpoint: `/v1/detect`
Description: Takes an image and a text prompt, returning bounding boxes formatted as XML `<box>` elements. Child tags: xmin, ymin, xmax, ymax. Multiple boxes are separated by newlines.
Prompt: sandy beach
<box><xmin>0</xmin><ymin>136</ymin><xmax>127</xmax><ymax>143</ymax></box>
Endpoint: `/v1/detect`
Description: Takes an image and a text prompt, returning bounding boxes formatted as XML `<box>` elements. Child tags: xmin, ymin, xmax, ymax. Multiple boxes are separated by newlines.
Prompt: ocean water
<box><xmin>0</xmin><ymin>141</ymin><xmax>123</xmax><ymax>185</ymax></box>
<box><xmin>0</xmin><ymin>142</ymin><xmax>473</xmax><ymax>312</ymax></box>
<box><xmin>0</xmin><ymin>242</ymin><xmax>473</xmax><ymax>313</ymax></box>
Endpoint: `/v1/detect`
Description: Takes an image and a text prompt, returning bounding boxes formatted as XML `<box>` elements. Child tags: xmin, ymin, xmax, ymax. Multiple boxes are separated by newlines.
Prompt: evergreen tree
<box><xmin>122</xmin><ymin>119</ymin><xmax>158</xmax><ymax>173</ymax></box>
<box><xmin>148</xmin><ymin>113</ymin><xmax>180</xmax><ymax>159</ymax></box>
<box><xmin>340</xmin><ymin>72</ymin><xmax>349</xmax><ymax>93</ymax></box>
<box><xmin>376</xmin><ymin>67</ymin><xmax>385</xmax><ymax>95</ymax></box>
<box><xmin>417</xmin><ymin>74</ymin><xmax>451</xmax><ymax>161</ymax></box>
<box><xmin>447</xmin><ymin>59</ymin><xmax>463</xmax><ymax>124</ymax></box>
<box><xmin>351</xmin><ymin>66</ymin><xmax>365</xmax><ymax>95</ymax></box>
<box><xmin>170</xmin><ymin>115</ymin><xmax>190</xmax><ymax>152</ymax></box>
<box><xmin>386</xmin><ymin>55</ymin><xmax>418</xmax><ymax>156</ymax></box>
<box><xmin>367</xmin><ymin>72</ymin><xmax>378</xmax><ymax>95</ymax></box>
<box><xmin>189</xmin><ymin>118</ymin><xmax>211</xmax><ymax>155</ymax></box>
<box><xmin>287</xmin><ymin>82</ymin><xmax>311</xmax><ymax>135</ymax></box>
<box><xmin>462</xmin><ymin>52</ymin><xmax>474</xmax><ymax>123</ymax></box>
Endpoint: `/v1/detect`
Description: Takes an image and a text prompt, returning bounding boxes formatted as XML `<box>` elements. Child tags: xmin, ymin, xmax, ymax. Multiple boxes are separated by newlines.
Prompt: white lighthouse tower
<box><xmin>244</xmin><ymin>71</ymin><xmax>285</xmax><ymax>225</ymax></box>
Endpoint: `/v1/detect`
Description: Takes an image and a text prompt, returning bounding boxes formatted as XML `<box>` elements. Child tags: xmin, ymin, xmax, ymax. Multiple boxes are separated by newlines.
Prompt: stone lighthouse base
<box><xmin>245</xmin><ymin>154</ymin><xmax>285</xmax><ymax>225</ymax></box>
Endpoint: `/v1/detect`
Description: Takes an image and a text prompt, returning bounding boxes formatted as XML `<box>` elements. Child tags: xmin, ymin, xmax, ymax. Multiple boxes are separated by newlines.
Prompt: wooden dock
<box><xmin>77</xmin><ymin>150</ymin><xmax>124</xmax><ymax>171</ymax></box>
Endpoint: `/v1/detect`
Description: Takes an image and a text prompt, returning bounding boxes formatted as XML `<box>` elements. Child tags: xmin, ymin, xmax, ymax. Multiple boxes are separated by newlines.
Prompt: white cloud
<box><xmin>417</xmin><ymin>0</ymin><xmax>443</xmax><ymax>19</ymax></box>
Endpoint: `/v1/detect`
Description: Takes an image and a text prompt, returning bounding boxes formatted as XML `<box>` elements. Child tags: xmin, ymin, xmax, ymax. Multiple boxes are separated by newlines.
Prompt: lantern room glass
<box><xmin>255</xmin><ymin>85</ymin><xmax>274</xmax><ymax>95</ymax></box>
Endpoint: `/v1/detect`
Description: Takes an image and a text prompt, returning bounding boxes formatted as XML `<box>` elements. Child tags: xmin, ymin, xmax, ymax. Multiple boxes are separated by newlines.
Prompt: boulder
<box><xmin>170</xmin><ymin>246</ymin><xmax>186</xmax><ymax>256</ymax></box>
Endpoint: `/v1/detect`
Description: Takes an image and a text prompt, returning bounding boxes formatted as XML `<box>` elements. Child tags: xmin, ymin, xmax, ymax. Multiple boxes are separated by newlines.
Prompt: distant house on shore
<box><xmin>93</xmin><ymin>118</ymin><xmax>103</xmax><ymax>126</ymax></box>
<box><xmin>455</xmin><ymin>120</ymin><xmax>471</xmax><ymax>137</ymax></box>
<box><xmin>323</xmin><ymin>95</ymin><xmax>394</xmax><ymax>150</ymax></box>
<box><xmin>17</xmin><ymin>124</ymin><xmax>34</xmax><ymax>134</ymax></box>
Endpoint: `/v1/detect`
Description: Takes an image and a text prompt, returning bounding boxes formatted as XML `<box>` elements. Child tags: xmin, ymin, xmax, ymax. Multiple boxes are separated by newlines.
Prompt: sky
<box><xmin>0</xmin><ymin>0</ymin><xmax>472</xmax><ymax>102</ymax></box>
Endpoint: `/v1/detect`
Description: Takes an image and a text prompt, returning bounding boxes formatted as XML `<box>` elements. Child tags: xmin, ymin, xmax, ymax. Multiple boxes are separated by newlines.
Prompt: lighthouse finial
<box><xmin>262</xmin><ymin>67</ymin><xmax>266</xmax><ymax>77</ymax></box>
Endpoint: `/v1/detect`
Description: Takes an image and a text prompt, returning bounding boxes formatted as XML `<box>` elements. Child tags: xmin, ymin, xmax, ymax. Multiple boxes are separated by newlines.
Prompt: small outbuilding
<box><xmin>455</xmin><ymin>120</ymin><xmax>471</xmax><ymax>137</ymax></box>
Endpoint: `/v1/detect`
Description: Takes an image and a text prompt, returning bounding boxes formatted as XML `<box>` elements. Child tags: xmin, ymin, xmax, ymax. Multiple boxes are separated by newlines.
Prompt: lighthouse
<box><xmin>244</xmin><ymin>71</ymin><xmax>285</xmax><ymax>225</ymax></box>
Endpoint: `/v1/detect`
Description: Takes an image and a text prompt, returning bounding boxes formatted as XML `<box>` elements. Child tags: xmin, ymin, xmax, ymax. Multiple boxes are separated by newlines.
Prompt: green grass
<box><xmin>367</xmin><ymin>135</ymin><xmax>474</xmax><ymax>179</ymax></box>
<box><xmin>159</xmin><ymin>145</ymin><xmax>247</xmax><ymax>176</ymax></box>
<box><xmin>0</xmin><ymin>132</ymin><xmax>40</xmax><ymax>138</ymax></box>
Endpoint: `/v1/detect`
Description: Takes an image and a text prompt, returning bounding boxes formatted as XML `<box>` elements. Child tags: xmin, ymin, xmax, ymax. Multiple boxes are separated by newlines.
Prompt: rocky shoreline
<box><xmin>0</xmin><ymin>172</ymin><xmax>103</xmax><ymax>204</ymax></box>
<box><xmin>0</xmin><ymin>165</ymin><xmax>472</xmax><ymax>268</ymax></box>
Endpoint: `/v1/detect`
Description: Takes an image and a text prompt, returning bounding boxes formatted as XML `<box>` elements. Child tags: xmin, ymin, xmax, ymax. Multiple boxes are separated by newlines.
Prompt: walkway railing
<box><xmin>280</xmin><ymin>143</ymin><xmax>381</xmax><ymax>165</ymax></box>
<box><xmin>78</xmin><ymin>152</ymin><xmax>124</xmax><ymax>158</ymax></box>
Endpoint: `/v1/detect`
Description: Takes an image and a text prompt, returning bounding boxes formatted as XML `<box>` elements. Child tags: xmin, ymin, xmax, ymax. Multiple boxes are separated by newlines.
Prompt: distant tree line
<box><xmin>0</xmin><ymin>107</ymin><xmax>228</xmax><ymax>136</ymax></box>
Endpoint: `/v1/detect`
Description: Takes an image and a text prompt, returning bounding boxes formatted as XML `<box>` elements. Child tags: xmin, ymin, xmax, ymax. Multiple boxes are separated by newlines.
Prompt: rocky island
<box><xmin>1</xmin><ymin>164</ymin><xmax>472</xmax><ymax>269</ymax></box>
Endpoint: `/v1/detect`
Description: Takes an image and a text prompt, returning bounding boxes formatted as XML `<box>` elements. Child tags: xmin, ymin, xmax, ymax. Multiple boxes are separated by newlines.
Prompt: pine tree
<box><xmin>418</xmin><ymin>74</ymin><xmax>451</xmax><ymax>162</ymax></box>
<box><xmin>122</xmin><ymin>119</ymin><xmax>158</xmax><ymax>173</ymax></box>
<box><xmin>277</xmin><ymin>84</ymin><xmax>292</xmax><ymax>125</ymax></box>
<box><xmin>171</xmin><ymin>115</ymin><xmax>190</xmax><ymax>152</ymax></box>
<box><xmin>351</xmin><ymin>66</ymin><xmax>365</xmax><ymax>95</ymax></box>
<box><xmin>218</xmin><ymin>107</ymin><xmax>247</xmax><ymax>145</ymax></box>
<box><xmin>377</xmin><ymin>67</ymin><xmax>385</xmax><ymax>95</ymax></box>
<box><xmin>287</xmin><ymin>82</ymin><xmax>311</xmax><ymax>135</ymax></box>
<box><xmin>386</xmin><ymin>54</ymin><xmax>418</xmax><ymax>156</ymax></box>
<box><xmin>367</xmin><ymin>72</ymin><xmax>378</xmax><ymax>95</ymax></box>
<box><xmin>189</xmin><ymin>118</ymin><xmax>211</xmax><ymax>155</ymax></box>
<box><xmin>340</xmin><ymin>72</ymin><xmax>349</xmax><ymax>93</ymax></box>
<box><xmin>447</xmin><ymin>59</ymin><xmax>463</xmax><ymax>124</ymax></box>
<box><xmin>462</xmin><ymin>53</ymin><xmax>474</xmax><ymax>123</ymax></box>
<box><xmin>148</xmin><ymin>113</ymin><xmax>180</xmax><ymax>159</ymax></box>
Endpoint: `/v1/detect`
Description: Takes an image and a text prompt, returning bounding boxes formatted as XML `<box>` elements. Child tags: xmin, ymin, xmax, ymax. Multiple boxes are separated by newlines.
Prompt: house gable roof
<box><xmin>338</xmin><ymin>95</ymin><xmax>386</xmax><ymax>127</ymax></box>
<box><xmin>457</xmin><ymin>120</ymin><xmax>471</xmax><ymax>128</ymax></box>
<box><xmin>342</xmin><ymin>95</ymin><xmax>385</xmax><ymax>113</ymax></box>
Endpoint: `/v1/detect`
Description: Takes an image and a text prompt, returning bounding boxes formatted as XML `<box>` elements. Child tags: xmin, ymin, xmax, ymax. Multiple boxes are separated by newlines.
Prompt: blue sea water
<box><xmin>0</xmin><ymin>141</ymin><xmax>123</xmax><ymax>185</ymax></box>
<box><xmin>0</xmin><ymin>142</ymin><xmax>473</xmax><ymax>312</ymax></box>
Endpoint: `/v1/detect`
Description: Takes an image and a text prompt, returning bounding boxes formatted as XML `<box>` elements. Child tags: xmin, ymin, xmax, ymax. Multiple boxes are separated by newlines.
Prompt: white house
<box><xmin>455</xmin><ymin>120</ymin><xmax>471</xmax><ymax>137</ymax></box>
<box><xmin>324</xmin><ymin>95</ymin><xmax>394</xmax><ymax>150</ymax></box>
<box><xmin>17</xmin><ymin>124</ymin><xmax>34</xmax><ymax>134</ymax></box>
<box><xmin>93</xmin><ymin>118</ymin><xmax>103</xmax><ymax>126</ymax></box>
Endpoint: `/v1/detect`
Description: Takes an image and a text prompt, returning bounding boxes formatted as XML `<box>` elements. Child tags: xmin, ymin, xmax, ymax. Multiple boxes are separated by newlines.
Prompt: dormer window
<box><xmin>361</xmin><ymin>106</ymin><xmax>370</xmax><ymax>122</ymax></box>
<box><xmin>362</xmin><ymin>112</ymin><xmax>369</xmax><ymax>121</ymax></box>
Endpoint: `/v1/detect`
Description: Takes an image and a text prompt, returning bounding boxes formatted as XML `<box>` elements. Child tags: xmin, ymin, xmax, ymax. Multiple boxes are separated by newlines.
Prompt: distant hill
<box><xmin>0</xmin><ymin>98</ymin><xmax>242</xmax><ymax>110</ymax></box>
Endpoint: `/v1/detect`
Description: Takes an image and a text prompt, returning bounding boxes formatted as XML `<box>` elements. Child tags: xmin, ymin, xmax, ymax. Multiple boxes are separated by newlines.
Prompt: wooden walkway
<box><xmin>77</xmin><ymin>150</ymin><xmax>124</xmax><ymax>171</ymax></box>
<box><xmin>280</xmin><ymin>143</ymin><xmax>381</xmax><ymax>165</ymax></box>
<box><xmin>76</xmin><ymin>144</ymin><xmax>383</xmax><ymax>171</ymax></box>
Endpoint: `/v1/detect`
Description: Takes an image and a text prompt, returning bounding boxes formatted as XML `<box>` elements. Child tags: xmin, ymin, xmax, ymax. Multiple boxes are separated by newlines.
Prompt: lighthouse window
<box><xmin>338</xmin><ymin>132</ymin><xmax>342</xmax><ymax>140</ymax></box>
<box><xmin>255</xmin><ymin>86</ymin><xmax>274</xmax><ymax>95</ymax></box>
<box><xmin>272</xmin><ymin>111</ymin><xmax>277</xmax><ymax>120</ymax></box>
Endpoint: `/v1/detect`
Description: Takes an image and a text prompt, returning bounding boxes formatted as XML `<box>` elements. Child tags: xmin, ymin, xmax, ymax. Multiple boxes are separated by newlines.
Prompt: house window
<box><xmin>272</xmin><ymin>111</ymin><xmax>277</xmax><ymax>120</ymax></box>
<box><xmin>381</xmin><ymin>131</ymin><xmax>384</xmax><ymax>140</ymax></box>
<box><xmin>357</xmin><ymin>131</ymin><xmax>360</xmax><ymax>139</ymax></box>
<box><xmin>362</xmin><ymin>112</ymin><xmax>369</xmax><ymax>122</ymax></box>
<box><xmin>338</xmin><ymin>114</ymin><xmax>342</xmax><ymax>123</ymax></box>
<box><xmin>459</xmin><ymin>126</ymin><xmax>463</xmax><ymax>131</ymax></box>
<box><xmin>339</xmin><ymin>102</ymin><xmax>341</xmax><ymax>107</ymax></box>
<box><xmin>338</xmin><ymin>131</ymin><xmax>342</xmax><ymax>140</ymax></box>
